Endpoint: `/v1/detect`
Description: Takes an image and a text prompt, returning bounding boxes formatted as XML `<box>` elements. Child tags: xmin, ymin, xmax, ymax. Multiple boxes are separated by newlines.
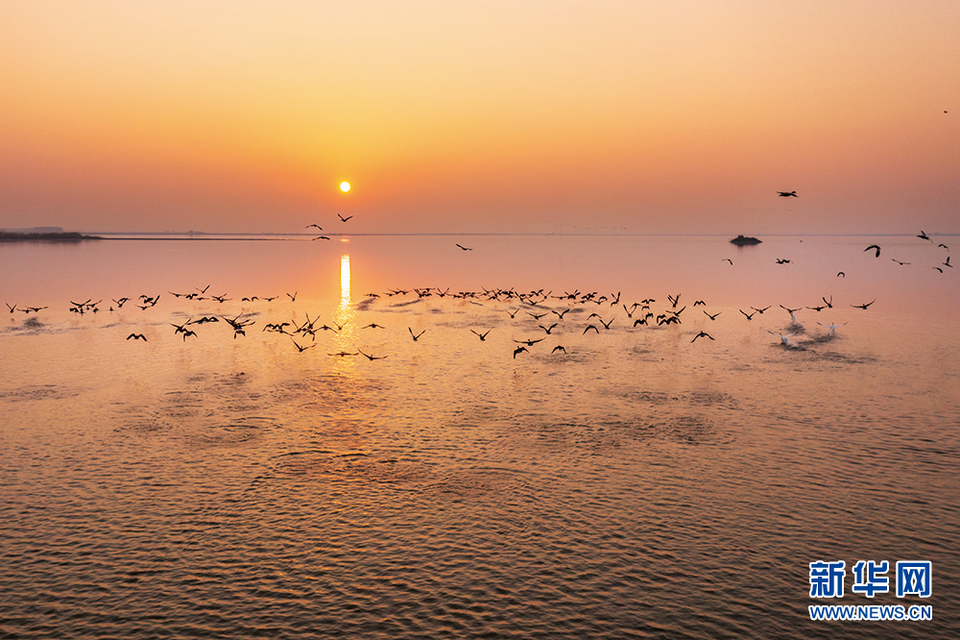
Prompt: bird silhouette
<box><xmin>408</xmin><ymin>327</ymin><xmax>426</xmax><ymax>341</ymax></box>
<box><xmin>865</xmin><ymin>244</ymin><xmax>881</xmax><ymax>257</ymax></box>
<box><xmin>514</xmin><ymin>337</ymin><xmax>545</xmax><ymax>346</ymax></box>
<box><xmin>691</xmin><ymin>331</ymin><xmax>714</xmax><ymax>342</ymax></box>
<box><xmin>291</xmin><ymin>339</ymin><xmax>315</xmax><ymax>353</ymax></box>
<box><xmin>551</xmin><ymin>345</ymin><xmax>566</xmax><ymax>354</ymax></box>
<box><xmin>722</xmin><ymin>258</ymin><xmax>733</xmax><ymax>265</ymax></box>
<box><xmin>306</xmin><ymin>224</ymin><xmax>323</xmax><ymax>231</ymax></box>
<box><xmin>851</xmin><ymin>299</ymin><xmax>876</xmax><ymax>310</ymax></box>
<box><xmin>513</xmin><ymin>346</ymin><xmax>528</xmax><ymax>359</ymax></box>
<box><xmin>470</xmin><ymin>329</ymin><xmax>492</xmax><ymax>341</ymax></box>
<box><xmin>778</xmin><ymin>191</ymin><xmax>798</xmax><ymax>197</ymax></box>
<box><xmin>917</xmin><ymin>230</ymin><xmax>930</xmax><ymax>241</ymax></box>
<box><xmin>703</xmin><ymin>310</ymin><xmax>721</xmax><ymax>320</ymax></box>
<box><xmin>338</xmin><ymin>214</ymin><xmax>353</xmax><ymax>222</ymax></box>
<box><xmin>126</xmin><ymin>333</ymin><xmax>147</xmax><ymax>341</ymax></box>
<box><xmin>739</xmin><ymin>309</ymin><xmax>756</xmax><ymax>320</ymax></box>
<box><xmin>358</xmin><ymin>349</ymin><xmax>387</xmax><ymax>360</ymax></box>
<box><xmin>455</xmin><ymin>243</ymin><xmax>473</xmax><ymax>251</ymax></box>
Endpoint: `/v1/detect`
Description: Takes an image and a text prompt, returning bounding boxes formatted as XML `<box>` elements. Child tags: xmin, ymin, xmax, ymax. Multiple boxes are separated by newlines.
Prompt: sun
<box><xmin>339</xmin><ymin>181</ymin><xmax>351</xmax><ymax>193</ymax></box>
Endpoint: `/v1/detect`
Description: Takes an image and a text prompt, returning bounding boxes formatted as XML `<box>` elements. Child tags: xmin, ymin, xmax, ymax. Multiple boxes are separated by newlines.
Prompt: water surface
<box><xmin>1</xmin><ymin>234</ymin><xmax>958</xmax><ymax>638</ymax></box>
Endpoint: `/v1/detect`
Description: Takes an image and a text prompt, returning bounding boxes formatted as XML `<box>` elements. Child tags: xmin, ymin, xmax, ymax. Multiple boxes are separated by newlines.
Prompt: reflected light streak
<box><xmin>334</xmin><ymin>253</ymin><xmax>357</xmax><ymax>374</ymax></box>
<box><xmin>340</xmin><ymin>253</ymin><xmax>351</xmax><ymax>308</ymax></box>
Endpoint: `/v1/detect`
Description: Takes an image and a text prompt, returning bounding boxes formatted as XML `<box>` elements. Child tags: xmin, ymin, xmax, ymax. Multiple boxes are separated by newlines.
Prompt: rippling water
<box><xmin>1</xmin><ymin>234</ymin><xmax>958</xmax><ymax>638</ymax></box>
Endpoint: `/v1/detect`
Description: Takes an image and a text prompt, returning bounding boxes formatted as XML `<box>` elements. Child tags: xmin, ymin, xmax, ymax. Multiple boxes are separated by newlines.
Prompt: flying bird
<box><xmin>777</xmin><ymin>191</ymin><xmax>798</xmax><ymax>197</ymax></box>
<box><xmin>722</xmin><ymin>258</ymin><xmax>733</xmax><ymax>265</ymax></box>
<box><xmin>767</xmin><ymin>331</ymin><xmax>795</xmax><ymax>347</ymax></box>
<box><xmin>338</xmin><ymin>214</ymin><xmax>354</xmax><ymax>222</ymax></box>
<box><xmin>306</xmin><ymin>224</ymin><xmax>323</xmax><ymax>231</ymax></box>
<box><xmin>691</xmin><ymin>331</ymin><xmax>715</xmax><ymax>342</ymax></box>
<box><xmin>551</xmin><ymin>345</ymin><xmax>566</xmax><ymax>354</ymax></box>
<box><xmin>513</xmin><ymin>346</ymin><xmax>528</xmax><ymax>359</ymax></box>
<box><xmin>408</xmin><ymin>327</ymin><xmax>426</xmax><ymax>341</ymax></box>
<box><xmin>865</xmin><ymin>244</ymin><xmax>881</xmax><ymax>257</ymax></box>
<box><xmin>851</xmin><ymin>299</ymin><xmax>876</xmax><ymax>310</ymax></box>
<box><xmin>917</xmin><ymin>230</ymin><xmax>930</xmax><ymax>241</ymax></box>
<box><xmin>291</xmin><ymin>339</ymin><xmax>315</xmax><ymax>353</ymax></box>
<box><xmin>817</xmin><ymin>322</ymin><xmax>846</xmax><ymax>334</ymax></box>
<box><xmin>455</xmin><ymin>243</ymin><xmax>473</xmax><ymax>251</ymax></box>
<box><xmin>126</xmin><ymin>333</ymin><xmax>147</xmax><ymax>341</ymax></box>
<box><xmin>470</xmin><ymin>329</ymin><xmax>492</xmax><ymax>341</ymax></box>
<box><xmin>703</xmin><ymin>310</ymin><xmax>721</xmax><ymax>321</ymax></box>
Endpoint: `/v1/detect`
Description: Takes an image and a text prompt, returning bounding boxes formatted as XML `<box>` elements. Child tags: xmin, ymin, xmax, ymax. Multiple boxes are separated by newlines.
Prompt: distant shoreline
<box><xmin>0</xmin><ymin>231</ymin><xmax>101</xmax><ymax>242</ymax></box>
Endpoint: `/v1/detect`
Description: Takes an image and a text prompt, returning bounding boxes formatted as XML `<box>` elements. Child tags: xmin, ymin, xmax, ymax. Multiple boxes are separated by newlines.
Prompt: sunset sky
<box><xmin>2</xmin><ymin>1</ymin><xmax>958</xmax><ymax>235</ymax></box>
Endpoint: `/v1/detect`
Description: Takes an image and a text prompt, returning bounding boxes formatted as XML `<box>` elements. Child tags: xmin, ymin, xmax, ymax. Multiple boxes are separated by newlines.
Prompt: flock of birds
<box><xmin>861</xmin><ymin>231</ymin><xmax>952</xmax><ymax>273</ymax></box>
<box><xmin>0</xmin><ymin>277</ymin><xmax>892</xmax><ymax>359</ymax></box>
<box><xmin>4</xmin><ymin>200</ymin><xmax>953</xmax><ymax>360</ymax></box>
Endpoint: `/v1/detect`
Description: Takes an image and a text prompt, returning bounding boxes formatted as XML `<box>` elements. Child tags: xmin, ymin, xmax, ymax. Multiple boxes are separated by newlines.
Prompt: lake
<box><xmin>1</xmin><ymin>233</ymin><xmax>958</xmax><ymax>638</ymax></box>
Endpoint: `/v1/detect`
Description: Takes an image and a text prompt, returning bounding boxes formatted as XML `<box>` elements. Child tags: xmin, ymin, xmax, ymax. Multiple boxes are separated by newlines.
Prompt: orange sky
<box><xmin>1</xmin><ymin>1</ymin><xmax>958</xmax><ymax>234</ymax></box>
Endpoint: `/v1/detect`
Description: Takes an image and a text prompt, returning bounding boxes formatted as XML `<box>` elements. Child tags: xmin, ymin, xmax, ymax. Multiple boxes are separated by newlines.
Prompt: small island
<box><xmin>0</xmin><ymin>228</ymin><xmax>100</xmax><ymax>242</ymax></box>
<box><xmin>730</xmin><ymin>235</ymin><xmax>761</xmax><ymax>246</ymax></box>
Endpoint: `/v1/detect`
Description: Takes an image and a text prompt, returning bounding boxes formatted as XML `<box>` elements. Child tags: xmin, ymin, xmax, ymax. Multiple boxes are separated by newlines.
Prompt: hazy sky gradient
<box><xmin>2</xmin><ymin>1</ymin><xmax>958</xmax><ymax>234</ymax></box>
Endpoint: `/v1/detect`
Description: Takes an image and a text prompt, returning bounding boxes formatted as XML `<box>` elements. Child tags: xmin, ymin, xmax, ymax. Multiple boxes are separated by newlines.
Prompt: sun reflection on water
<box><xmin>340</xmin><ymin>253</ymin><xmax>351</xmax><ymax>308</ymax></box>
<box><xmin>334</xmin><ymin>253</ymin><xmax>357</xmax><ymax>373</ymax></box>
